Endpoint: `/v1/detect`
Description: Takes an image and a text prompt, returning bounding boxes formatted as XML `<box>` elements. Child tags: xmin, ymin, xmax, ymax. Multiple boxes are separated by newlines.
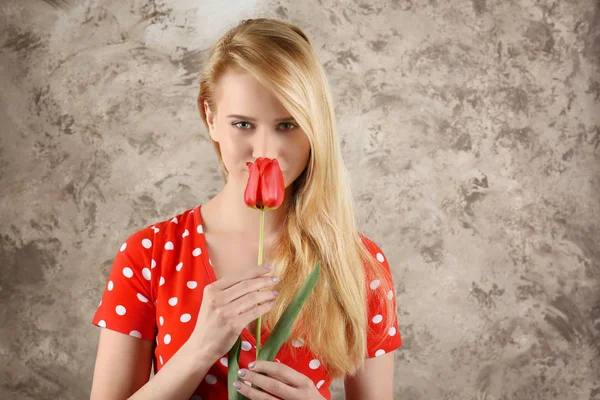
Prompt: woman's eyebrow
<box><xmin>226</xmin><ymin>114</ymin><xmax>296</xmax><ymax>122</ymax></box>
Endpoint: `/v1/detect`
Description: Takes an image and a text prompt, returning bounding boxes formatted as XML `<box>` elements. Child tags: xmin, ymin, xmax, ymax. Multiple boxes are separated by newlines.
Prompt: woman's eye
<box><xmin>279</xmin><ymin>123</ymin><xmax>297</xmax><ymax>130</ymax></box>
<box><xmin>233</xmin><ymin>121</ymin><xmax>252</xmax><ymax>129</ymax></box>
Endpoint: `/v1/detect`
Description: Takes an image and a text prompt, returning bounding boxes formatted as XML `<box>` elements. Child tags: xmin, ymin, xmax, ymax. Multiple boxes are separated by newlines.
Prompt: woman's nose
<box><xmin>251</xmin><ymin>128</ymin><xmax>278</xmax><ymax>159</ymax></box>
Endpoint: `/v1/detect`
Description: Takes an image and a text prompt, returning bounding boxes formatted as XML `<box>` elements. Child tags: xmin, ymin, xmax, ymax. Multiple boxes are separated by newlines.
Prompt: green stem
<box><xmin>256</xmin><ymin>208</ymin><xmax>265</xmax><ymax>358</ymax></box>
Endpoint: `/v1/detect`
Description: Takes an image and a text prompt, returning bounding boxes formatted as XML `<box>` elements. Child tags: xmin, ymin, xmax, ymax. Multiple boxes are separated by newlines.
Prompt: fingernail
<box><xmin>233</xmin><ymin>381</ymin><xmax>242</xmax><ymax>390</ymax></box>
<box><xmin>238</xmin><ymin>369</ymin><xmax>247</xmax><ymax>377</ymax></box>
<box><xmin>264</xmin><ymin>264</ymin><xmax>273</xmax><ymax>270</ymax></box>
<box><xmin>272</xmin><ymin>276</ymin><xmax>279</xmax><ymax>283</ymax></box>
<box><xmin>249</xmin><ymin>361</ymin><xmax>256</xmax><ymax>369</ymax></box>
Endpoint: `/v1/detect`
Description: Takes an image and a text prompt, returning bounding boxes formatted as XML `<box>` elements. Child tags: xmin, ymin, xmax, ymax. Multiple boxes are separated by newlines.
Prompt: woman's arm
<box><xmin>90</xmin><ymin>329</ymin><xmax>214</xmax><ymax>400</ymax></box>
<box><xmin>343</xmin><ymin>351</ymin><xmax>395</xmax><ymax>400</ymax></box>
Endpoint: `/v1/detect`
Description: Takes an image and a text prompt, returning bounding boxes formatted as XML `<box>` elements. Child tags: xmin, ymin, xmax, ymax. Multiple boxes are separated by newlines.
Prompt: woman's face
<box><xmin>203</xmin><ymin>68</ymin><xmax>311</xmax><ymax>189</ymax></box>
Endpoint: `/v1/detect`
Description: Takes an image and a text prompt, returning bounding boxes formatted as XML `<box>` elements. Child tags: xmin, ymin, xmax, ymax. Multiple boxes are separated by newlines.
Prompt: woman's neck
<box><xmin>201</xmin><ymin>179</ymin><xmax>291</xmax><ymax>240</ymax></box>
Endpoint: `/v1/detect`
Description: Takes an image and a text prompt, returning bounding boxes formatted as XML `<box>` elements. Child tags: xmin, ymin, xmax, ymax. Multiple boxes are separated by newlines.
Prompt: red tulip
<box><xmin>231</xmin><ymin>156</ymin><xmax>317</xmax><ymax>390</ymax></box>
<box><xmin>244</xmin><ymin>157</ymin><xmax>285</xmax><ymax>210</ymax></box>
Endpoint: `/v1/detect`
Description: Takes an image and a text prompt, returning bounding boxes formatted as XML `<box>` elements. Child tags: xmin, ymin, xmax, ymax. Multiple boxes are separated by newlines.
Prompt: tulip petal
<box><xmin>261</xmin><ymin>159</ymin><xmax>285</xmax><ymax>210</ymax></box>
<box><xmin>244</xmin><ymin>162</ymin><xmax>261</xmax><ymax>209</ymax></box>
<box><xmin>256</xmin><ymin>157</ymin><xmax>269</xmax><ymax>174</ymax></box>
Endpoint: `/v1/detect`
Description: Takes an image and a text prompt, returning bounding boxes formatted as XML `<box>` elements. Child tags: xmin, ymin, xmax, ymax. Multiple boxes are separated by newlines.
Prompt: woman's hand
<box><xmin>233</xmin><ymin>361</ymin><xmax>325</xmax><ymax>400</ymax></box>
<box><xmin>187</xmin><ymin>264</ymin><xmax>278</xmax><ymax>362</ymax></box>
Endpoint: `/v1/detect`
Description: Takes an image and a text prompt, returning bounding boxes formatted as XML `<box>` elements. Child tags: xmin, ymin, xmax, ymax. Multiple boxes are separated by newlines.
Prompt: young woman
<box><xmin>90</xmin><ymin>18</ymin><xmax>402</xmax><ymax>400</ymax></box>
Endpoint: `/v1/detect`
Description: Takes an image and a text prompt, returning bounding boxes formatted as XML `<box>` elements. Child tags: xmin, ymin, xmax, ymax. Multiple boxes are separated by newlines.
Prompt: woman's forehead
<box><xmin>216</xmin><ymin>73</ymin><xmax>289</xmax><ymax>118</ymax></box>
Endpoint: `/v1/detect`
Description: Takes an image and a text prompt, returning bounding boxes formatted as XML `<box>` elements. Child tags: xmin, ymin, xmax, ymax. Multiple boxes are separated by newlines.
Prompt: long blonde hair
<box><xmin>196</xmin><ymin>18</ymin><xmax>395</xmax><ymax>378</ymax></box>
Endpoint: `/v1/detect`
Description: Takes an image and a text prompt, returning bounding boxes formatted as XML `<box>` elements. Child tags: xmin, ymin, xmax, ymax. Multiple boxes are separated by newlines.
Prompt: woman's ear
<box><xmin>203</xmin><ymin>100</ymin><xmax>219</xmax><ymax>142</ymax></box>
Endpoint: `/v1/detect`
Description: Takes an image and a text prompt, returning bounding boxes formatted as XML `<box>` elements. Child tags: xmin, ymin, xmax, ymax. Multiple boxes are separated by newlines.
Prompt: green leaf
<box><xmin>227</xmin><ymin>335</ymin><xmax>248</xmax><ymax>400</ymax></box>
<box><xmin>257</xmin><ymin>261</ymin><xmax>321</xmax><ymax>362</ymax></box>
<box><xmin>227</xmin><ymin>261</ymin><xmax>321</xmax><ymax>398</ymax></box>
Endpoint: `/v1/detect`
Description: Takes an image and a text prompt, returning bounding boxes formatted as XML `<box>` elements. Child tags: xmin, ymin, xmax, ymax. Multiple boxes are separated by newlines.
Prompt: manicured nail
<box><xmin>238</xmin><ymin>369</ymin><xmax>247</xmax><ymax>377</ymax></box>
<box><xmin>233</xmin><ymin>381</ymin><xmax>242</xmax><ymax>390</ymax></box>
<box><xmin>272</xmin><ymin>276</ymin><xmax>279</xmax><ymax>283</ymax></box>
<box><xmin>249</xmin><ymin>361</ymin><xmax>256</xmax><ymax>369</ymax></box>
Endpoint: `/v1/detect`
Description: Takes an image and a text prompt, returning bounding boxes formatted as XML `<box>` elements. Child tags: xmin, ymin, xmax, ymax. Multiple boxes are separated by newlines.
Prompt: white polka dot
<box><xmin>159</xmin><ymin>355</ymin><xmax>164</xmax><ymax>365</ymax></box>
<box><xmin>388</xmin><ymin>327</ymin><xmax>397</xmax><ymax>336</ymax></box>
<box><xmin>205</xmin><ymin>374</ymin><xmax>217</xmax><ymax>384</ymax></box>
<box><xmin>130</xmin><ymin>330</ymin><xmax>142</xmax><ymax>338</ymax></box>
<box><xmin>116</xmin><ymin>305</ymin><xmax>126</xmax><ymax>316</ymax></box>
<box><xmin>187</xmin><ymin>281</ymin><xmax>198</xmax><ymax>289</ymax></box>
<box><xmin>120</xmin><ymin>242</ymin><xmax>127</xmax><ymax>252</ymax></box>
<box><xmin>164</xmin><ymin>334</ymin><xmax>171</xmax><ymax>344</ymax></box>
<box><xmin>316</xmin><ymin>380</ymin><xmax>325</xmax><ymax>389</ymax></box>
<box><xmin>137</xmin><ymin>293</ymin><xmax>149</xmax><ymax>303</ymax></box>
<box><xmin>171</xmin><ymin>217</ymin><xmax>178</xmax><ymax>224</ymax></box>
<box><xmin>142</xmin><ymin>268</ymin><xmax>151</xmax><ymax>280</ymax></box>
<box><xmin>122</xmin><ymin>267</ymin><xmax>133</xmax><ymax>278</ymax></box>
<box><xmin>372</xmin><ymin>314</ymin><xmax>383</xmax><ymax>324</ymax></box>
<box><xmin>165</xmin><ymin>241</ymin><xmax>174</xmax><ymax>250</ymax></box>
<box><xmin>142</xmin><ymin>239</ymin><xmax>152</xmax><ymax>249</ymax></box>
<box><xmin>159</xmin><ymin>316</ymin><xmax>164</xmax><ymax>326</ymax></box>
<box><xmin>219</xmin><ymin>357</ymin><xmax>228</xmax><ymax>367</ymax></box>
<box><xmin>241</xmin><ymin>341</ymin><xmax>252</xmax><ymax>351</ymax></box>
<box><xmin>151</xmin><ymin>226</ymin><xmax>160</xmax><ymax>233</ymax></box>
<box><xmin>168</xmin><ymin>297</ymin><xmax>178</xmax><ymax>306</ymax></box>
<box><xmin>197</xmin><ymin>224</ymin><xmax>203</xmax><ymax>234</ymax></box>
<box><xmin>151</xmin><ymin>259</ymin><xmax>156</xmax><ymax>269</ymax></box>
<box><xmin>98</xmin><ymin>320</ymin><xmax>106</xmax><ymax>328</ymax></box>
<box><xmin>309</xmin><ymin>359</ymin><xmax>321</xmax><ymax>369</ymax></box>
<box><xmin>376</xmin><ymin>252</ymin><xmax>385</xmax><ymax>263</ymax></box>
<box><xmin>387</xmin><ymin>290</ymin><xmax>394</xmax><ymax>300</ymax></box>
<box><xmin>176</xmin><ymin>261</ymin><xmax>183</xmax><ymax>271</ymax></box>
<box><xmin>192</xmin><ymin>248</ymin><xmax>202</xmax><ymax>257</ymax></box>
<box><xmin>180</xmin><ymin>313</ymin><xmax>191</xmax><ymax>323</ymax></box>
<box><xmin>107</xmin><ymin>281</ymin><xmax>114</xmax><ymax>291</ymax></box>
<box><xmin>182</xmin><ymin>229</ymin><xmax>189</xmax><ymax>238</ymax></box>
<box><xmin>370</xmin><ymin>279</ymin><xmax>381</xmax><ymax>290</ymax></box>
<box><xmin>291</xmin><ymin>339</ymin><xmax>304</xmax><ymax>347</ymax></box>
<box><xmin>159</xmin><ymin>277</ymin><xmax>165</xmax><ymax>286</ymax></box>
<box><xmin>375</xmin><ymin>349</ymin><xmax>386</xmax><ymax>357</ymax></box>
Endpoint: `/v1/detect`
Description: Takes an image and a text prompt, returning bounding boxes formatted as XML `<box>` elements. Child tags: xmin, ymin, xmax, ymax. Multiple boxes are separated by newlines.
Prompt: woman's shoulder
<box><xmin>113</xmin><ymin>205</ymin><xmax>201</xmax><ymax>265</ymax></box>
<box><xmin>357</xmin><ymin>232</ymin><xmax>393</xmax><ymax>282</ymax></box>
<box><xmin>358</xmin><ymin>233</ymin><xmax>386</xmax><ymax>260</ymax></box>
<box><xmin>122</xmin><ymin>205</ymin><xmax>200</xmax><ymax>243</ymax></box>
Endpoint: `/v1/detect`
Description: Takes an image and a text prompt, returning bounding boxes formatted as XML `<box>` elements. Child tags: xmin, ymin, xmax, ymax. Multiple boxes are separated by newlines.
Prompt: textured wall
<box><xmin>1</xmin><ymin>0</ymin><xmax>599</xmax><ymax>399</ymax></box>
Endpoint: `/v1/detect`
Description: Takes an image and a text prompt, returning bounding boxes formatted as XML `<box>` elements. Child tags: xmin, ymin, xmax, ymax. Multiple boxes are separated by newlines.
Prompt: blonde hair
<box><xmin>196</xmin><ymin>18</ymin><xmax>395</xmax><ymax>378</ymax></box>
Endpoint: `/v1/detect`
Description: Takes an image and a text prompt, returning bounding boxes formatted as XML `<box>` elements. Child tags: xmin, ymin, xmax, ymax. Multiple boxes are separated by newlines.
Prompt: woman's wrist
<box><xmin>182</xmin><ymin>334</ymin><xmax>219</xmax><ymax>375</ymax></box>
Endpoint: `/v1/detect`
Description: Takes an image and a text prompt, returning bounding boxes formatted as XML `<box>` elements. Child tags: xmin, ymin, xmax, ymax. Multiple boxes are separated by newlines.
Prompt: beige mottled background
<box><xmin>1</xmin><ymin>0</ymin><xmax>599</xmax><ymax>399</ymax></box>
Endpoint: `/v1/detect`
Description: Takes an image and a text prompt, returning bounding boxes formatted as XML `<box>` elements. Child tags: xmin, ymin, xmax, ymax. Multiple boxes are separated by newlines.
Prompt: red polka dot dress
<box><xmin>92</xmin><ymin>205</ymin><xmax>402</xmax><ymax>399</ymax></box>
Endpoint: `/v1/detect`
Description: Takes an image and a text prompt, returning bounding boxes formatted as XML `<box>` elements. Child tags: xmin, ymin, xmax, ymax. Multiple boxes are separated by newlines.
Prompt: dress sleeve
<box><xmin>91</xmin><ymin>226</ymin><xmax>157</xmax><ymax>341</ymax></box>
<box><xmin>360</xmin><ymin>235</ymin><xmax>403</xmax><ymax>359</ymax></box>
